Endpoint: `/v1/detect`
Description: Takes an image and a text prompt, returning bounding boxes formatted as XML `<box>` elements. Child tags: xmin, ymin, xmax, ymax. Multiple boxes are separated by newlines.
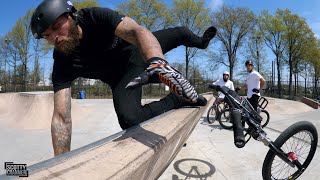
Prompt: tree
<box><xmin>0</xmin><ymin>33</ymin><xmax>21</xmax><ymax>92</ymax></box>
<box><xmin>211</xmin><ymin>5</ymin><xmax>256</xmax><ymax>80</ymax></box>
<box><xmin>30</xmin><ymin>44</ymin><xmax>41</xmax><ymax>86</ymax></box>
<box><xmin>245</xmin><ymin>32</ymin><xmax>269</xmax><ymax>77</ymax></box>
<box><xmin>117</xmin><ymin>0</ymin><xmax>172</xmax><ymax>31</ymax></box>
<box><xmin>8</xmin><ymin>10</ymin><xmax>34</xmax><ymax>91</ymax></box>
<box><xmin>258</xmin><ymin>9</ymin><xmax>287</xmax><ymax>98</ymax></box>
<box><xmin>306</xmin><ymin>40</ymin><xmax>320</xmax><ymax>97</ymax></box>
<box><xmin>280</xmin><ymin>9</ymin><xmax>315</xmax><ymax>98</ymax></box>
<box><xmin>291</xmin><ymin>36</ymin><xmax>316</xmax><ymax>97</ymax></box>
<box><xmin>72</xmin><ymin>0</ymin><xmax>100</xmax><ymax>9</ymax></box>
<box><xmin>30</xmin><ymin>24</ymin><xmax>48</xmax><ymax>87</ymax></box>
<box><xmin>0</xmin><ymin>38</ymin><xmax>11</xmax><ymax>90</ymax></box>
<box><xmin>172</xmin><ymin>0</ymin><xmax>211</xmax><ymax>79</ymax></box>
<box><xmin>15</xmin><ymin>64</ymin><xmax>26</xmax><ymax>88</ymax></box>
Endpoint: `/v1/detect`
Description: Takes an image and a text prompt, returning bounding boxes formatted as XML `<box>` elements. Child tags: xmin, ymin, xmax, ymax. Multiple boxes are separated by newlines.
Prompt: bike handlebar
<box><xmin>209</xmin><ymin>84</ymin><xmax>246</xmax><ymax>148</ymax></box>
<box><xmin>209</xmin><ymin>84</ymin><xmax>239</xmax><ymax>107</ymax></box>
<box><xmin>209</xmin><ymin>84</ymin><xmax>223</xmax><ymax>92</ymax></box>
<box><xmin>231</xmin><ymin>109</ymin><xmax>246</xmax><ymax>148</ymax></box>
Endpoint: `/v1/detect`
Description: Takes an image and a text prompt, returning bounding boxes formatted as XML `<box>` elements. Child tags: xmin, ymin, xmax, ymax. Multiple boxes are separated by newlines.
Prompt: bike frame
<box><xmin>211</xmin><ymin>95</ymin><xmax>228</xmax><ymax>112</ymax></box>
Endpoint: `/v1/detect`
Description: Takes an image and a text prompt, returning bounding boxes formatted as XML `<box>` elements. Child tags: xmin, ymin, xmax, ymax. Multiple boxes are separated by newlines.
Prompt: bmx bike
<box><xmin>209</xmin><ymin>84</ymin><xmax>318</xmax><ymax>180</ymax></box>
<box><xmin>218</xmin><ymin>96</ymin><xmax>270</xmax><ymax>129</ymax></box>
<box><xmin>206</xmin><ymin>95</ymin><xmax>229</xmax><ymax>124</ymax></box>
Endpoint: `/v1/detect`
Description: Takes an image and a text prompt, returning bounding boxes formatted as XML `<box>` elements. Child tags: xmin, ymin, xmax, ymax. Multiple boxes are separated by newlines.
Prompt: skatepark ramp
<box><xmin>5</xmin><ymin>95</ymin><xmax>211</xmax><ymax>179</ymax></box>
<box><xmin>0</xmin><ymin>92</ymin><xmax>88</xmax><ymax>130</ymax></box>
<box><xmin>265</xmin><ymin>97</ymin><xmax>314</xmax><ymax>114</ymax></box>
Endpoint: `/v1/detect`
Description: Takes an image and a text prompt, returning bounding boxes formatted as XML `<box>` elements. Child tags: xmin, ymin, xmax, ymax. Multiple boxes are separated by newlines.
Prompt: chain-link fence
<box><xmin>3</xmin><ymin>78</ymin><xmax>317</xmax><ymax>101</ymax></box>
<box><xmin>0</xmin><ymin>78</ymin><xmax>211</xmax><ymax>99</ymax></box>
<box><xmin>263</xmin><ymin>80</ymin><xmax>319</xmax><ymax>100</ymax></box>
<box><xmin>69</xmin><ymin>78</ymin><xmax>211</xmax><ymax>99</ymax></box>
<box><xmin>0</xmin><ymin>83</ymin><xmax>52</xmax><ymax>93</ymax></box>
<box><xmin>225</xmin><ymin>78</ymin><xmax>319</xmax><ymax>100</ymax></box>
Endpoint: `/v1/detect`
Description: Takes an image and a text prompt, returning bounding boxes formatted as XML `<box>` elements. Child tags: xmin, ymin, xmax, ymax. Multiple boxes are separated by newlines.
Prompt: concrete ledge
<box><xmin>301</xmin><ymin>97</ymin><xmax>319</xmax><ymax>109</ymax></box>
<box><xmin>4</xmin><ymin>95</ymin><xmax>211</xmax><ymax>180</ymax></box>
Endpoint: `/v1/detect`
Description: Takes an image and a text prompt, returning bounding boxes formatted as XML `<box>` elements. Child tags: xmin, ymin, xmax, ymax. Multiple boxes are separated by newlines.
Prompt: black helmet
<box><xmin>245</xmin><ymin>60</ymin><xmax>254</xmax><ymax>66</ymax></box>
<box><xmin>31</xmin><ymin>0</ymin><xmax>77</xmax><ymax>39</ymax></box>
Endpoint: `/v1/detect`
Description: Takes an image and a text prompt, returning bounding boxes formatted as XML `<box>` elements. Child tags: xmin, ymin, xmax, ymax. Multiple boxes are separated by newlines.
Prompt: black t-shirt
<box><xmin>52</xmin><ymin>7</ymin><xmax>132</xmax><ymax>92</ymax></box>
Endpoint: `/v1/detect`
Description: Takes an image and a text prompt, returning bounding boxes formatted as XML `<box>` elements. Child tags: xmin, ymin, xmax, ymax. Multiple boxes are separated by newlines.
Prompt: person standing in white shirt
<box><xmin>242</xmin><ymin>60</ymin><xmax>266</xmax><ymax>110</ymax></box>
<box><xmin>212</xmin><ymin>71</ymin><xmax>235</xmax><ymax>105</ymax></box>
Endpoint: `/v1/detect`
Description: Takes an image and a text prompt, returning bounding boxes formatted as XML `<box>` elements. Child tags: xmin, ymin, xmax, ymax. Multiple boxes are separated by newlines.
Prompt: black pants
<box><xmin>248</xmin><ymin>94</ymin><xmax>260</xmax><ymax>111</ymax></box>
<box><xmin>112</xmin><ymin>27</ymin><xmax>205</xmax><ymax>129</ymax></box>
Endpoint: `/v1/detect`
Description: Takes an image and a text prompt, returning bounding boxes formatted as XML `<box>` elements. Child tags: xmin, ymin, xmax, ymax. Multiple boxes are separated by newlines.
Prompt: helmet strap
<box><xmin>71</xmin><ymin>12</ymin><xmax>80</xmax><ymax>25</ymax></box>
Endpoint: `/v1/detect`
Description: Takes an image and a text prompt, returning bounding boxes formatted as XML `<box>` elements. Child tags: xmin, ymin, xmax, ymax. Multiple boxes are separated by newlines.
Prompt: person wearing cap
<box><xmin>30</xmin><ymin>0</ymin><xmax>217</xmax><ymax>156</ymax></box>
<box><xmin>211</xmin><ymin>71</ymin><xmax>235</xmax><ymax>105</ymax></box>
<box><xmin>241</xmin><ymin>60</ymin><xmax>266</xmax><ymax>111</ymax></box>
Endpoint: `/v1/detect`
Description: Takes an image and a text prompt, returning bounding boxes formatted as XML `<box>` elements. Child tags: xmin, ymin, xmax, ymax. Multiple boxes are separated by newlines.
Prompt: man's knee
<box><xmin>117</xmin><ymin>110</ymin><xmax>141</xmax><ymax>130</ymax></box>
<box><xmin>175</xmin><ymin>26</ymin><xmax>192</xmax><ymax>39</ymax></box>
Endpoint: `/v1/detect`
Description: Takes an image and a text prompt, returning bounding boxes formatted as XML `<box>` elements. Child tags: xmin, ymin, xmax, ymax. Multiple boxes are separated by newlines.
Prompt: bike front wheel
<box><xmin>262</xmin><ymin>121</ymin><xmax>318</xmax><ymax>180</ymax></box>
<box><xmin>260</xmin><ymin>109</ymin><xmax>270</xmax><ymax>128</ymax></box>
<box><xmin>207</xmin><ymin>106</ymin><xmax>218</xmax><ymax>124</ymax></box>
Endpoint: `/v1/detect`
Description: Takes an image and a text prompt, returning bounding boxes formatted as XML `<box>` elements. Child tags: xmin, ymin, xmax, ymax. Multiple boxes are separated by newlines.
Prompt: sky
<box><xmin>1</xmin><ymin>0</ymin><xmax>319</xmax><ymax>37</ymax></box>
<box><xmin>1</xmin><ymin>0</ymin><xmax>319</xmax><ymax>81</ymax></box>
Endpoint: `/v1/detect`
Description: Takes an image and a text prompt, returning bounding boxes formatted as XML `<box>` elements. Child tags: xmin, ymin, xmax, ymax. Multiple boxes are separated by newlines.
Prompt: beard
<box><xmin>55</xmin><ymin>19</ymin><xmax>80</xmax><ymax>56</ymax></box>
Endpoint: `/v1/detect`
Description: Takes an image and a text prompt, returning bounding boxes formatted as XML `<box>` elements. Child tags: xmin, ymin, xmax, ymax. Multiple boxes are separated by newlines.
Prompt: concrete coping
<box><xmin>18</xmin><ymin>91</ymin><xmax>54</xmax><ymax>95</ymax></box>
<box><xmin>301</xmin><ymin>97</ymin><xmax>319</xmax><ymax>109</ymax></box>
<box><xmin>3</xmin><ymin>95</ymin><xmax>211</xmax><ymax>180</ymax></box>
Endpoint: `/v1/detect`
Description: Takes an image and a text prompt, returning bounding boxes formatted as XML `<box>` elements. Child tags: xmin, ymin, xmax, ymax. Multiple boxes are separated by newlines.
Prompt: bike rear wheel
<box><xmin>207</xmin><ymin>106</ymin><xmax>218</xmax><ymax>124</ymax></box>
<box><xmin>260</xmin><ymin>109</ymin><xmax>270</xmax><ymax>128</ymax></box>
<box><xmin>218</xmin><ymin>108</ymin><xmax>233</xmax><ymax>129</ymax></box>
<box><xmin>262</xmin><ymin>121</ymin><xmax>318</xmax><ymax>180</ymax></box>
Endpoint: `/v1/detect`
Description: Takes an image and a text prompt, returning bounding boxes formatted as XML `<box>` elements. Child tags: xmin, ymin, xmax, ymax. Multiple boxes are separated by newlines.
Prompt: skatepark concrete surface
<box><xmin>0</xmin><ymin>92</ymin><xmax>124</xmax><ymax>175</ymax></box>
<box><xmin>0</xmin><ymin>92</ymin><xmax>319</xmax><ymax>179</ymax></box>
<box><xmin>159</xmin><ymin>96</ymin><xmax>320</xmax><ymax>180</ymax></box>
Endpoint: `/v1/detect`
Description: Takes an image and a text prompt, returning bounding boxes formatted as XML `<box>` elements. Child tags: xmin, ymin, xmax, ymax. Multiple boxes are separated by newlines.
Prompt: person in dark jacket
<box><xmin>31</xmin><ymin>0</ymin><xmax>217</xmax><ymax>156</ymax></box>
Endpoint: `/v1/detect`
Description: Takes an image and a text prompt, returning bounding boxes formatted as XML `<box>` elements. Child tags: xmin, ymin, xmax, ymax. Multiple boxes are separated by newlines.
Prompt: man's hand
<box><xmin>252</xmin><ymin>88</ymin><xmax>260</xmax><ymax>93</ymax></box>
<box><xmin>235</xmin><ymin>87</ymin><xmax>241</xmax><ymax>93</ymax></box>
<box><xmin>126</xmin><ymin>57</ymin><xmax>198</xmax><ymax>102</ymax></box>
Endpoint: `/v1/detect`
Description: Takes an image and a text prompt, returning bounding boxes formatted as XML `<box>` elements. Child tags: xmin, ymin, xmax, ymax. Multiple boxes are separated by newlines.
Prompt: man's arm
<box><xmin>230</xmin><ymin>82</ymin><xmax>235</xmax><ymax>91</ymax></box>
<box><xmin>115</xmin><ymin>17</ymin><xmax>164</xmax><ymax>61</ymax></box>
<box><xmin>212</xmin><ymin>79</ymin><xmax>219</xmax><ymax>85</ymax></box>
<box><xmin>118</xmin><ymin>17</ymin><xmax>198</xmax><ymax>102</ymax></box>
<box><xmin>260</xmin><ymin>77</ymin><xmax>266</xmax><ymax>89</ymax></box>
<box><xmin>51</xmin><ymin>88</ymin><xmax>72</xmax><ymax>156</ymax></box>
